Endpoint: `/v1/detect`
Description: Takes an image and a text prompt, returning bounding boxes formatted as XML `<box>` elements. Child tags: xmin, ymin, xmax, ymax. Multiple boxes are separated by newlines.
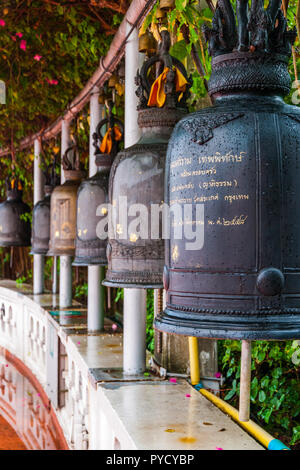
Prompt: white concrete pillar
<box><xmin>123</xmin><ymin>288</ymin><xmax>147</xmax><ymax>374</ymax></box>
<box><xmin>33</xmin><ymin>138</ymin><xmax>45</xmax><ymax>295</ymax></box>
<box><xmin>59</xmin><ymin>119</ymin><xmax>73</xmax><ymax>308</ymax></box>
<box><xmin>88</xmin><ymin>87</ymin><xmax>106</xmax><ymax>332</ymax></box>
<box><xmin>123</xmin><ymin>23</ymin><xmax>146</xmax><ymax>375</ymax></box>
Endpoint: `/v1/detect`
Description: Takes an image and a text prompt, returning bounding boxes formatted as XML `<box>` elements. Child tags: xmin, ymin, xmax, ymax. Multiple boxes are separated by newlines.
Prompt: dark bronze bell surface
<box><xmin>159</xmin><ymin>0</ymin><xmax>175</xmax><ymax>10</ymax></box>
<box><xmin>0</xmin><ymin>182</ymin><xmax>31</xmax><ymax>247</ymax></box>
<box><xmin>103</xmin><ymin>30</ymin><xmax>191</xmax><ymax>289</ymax></box>
<box><xmin>139</xmin><ymin>31</ymin><xmax>157</xmax><ymax>55</ymax></box>
<box><xmin>155</xmin><ymin>0</ymin><xmax>300</xmax><ymax>340</ymax></box>
<box><xmin>103</xmin><ymin>108</ymin><xmax>186</xmax><ymax>289</ymax></box>
<box><xmin>73</xmin><ymin>171</ymin><xmax>109</xmax><ymax>266</ymax></box>
<box><xmin>73</xmin><ymin>106</ymin><xmax>124</xmax><ymax>266</ymax></box>
<box><xmin>47</xmin><ymin>170</ymin><xmax>85</xmax><ymax>257</ymax></box>
<box><xmin>31</xmin><ymin>190</ymin><xmax>52</xmax><ymax>255</ymax></box>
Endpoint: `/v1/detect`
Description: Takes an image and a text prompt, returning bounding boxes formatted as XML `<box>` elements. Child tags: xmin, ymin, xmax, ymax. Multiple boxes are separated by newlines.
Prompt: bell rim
<box><xmin>46</xmin><ymin>248</ymin><xmax>75</xmax><ymax>256</ymax></box>
<box><xmin>30</xmin><ymin>249</ymin><xmax>50</xmax><ymax>255</ymax></box>
<box><xmin>155</xmin><ymin>308</ymin><xmax>300</xmax><ymax>340</ymax></box>
<box><xmin>72</xmin><ymin>257</ymin><xmax>107</xmax><ymax>267</ymax></box>
<box><xmin>0</xmin><ymin>240</ymin><xmax>31</xmax><ymax>247</ymax></box>
<box><xmin>102</xmin><ymin>278</ymin><xmax>163</xmax><ymax>289</ymax></box>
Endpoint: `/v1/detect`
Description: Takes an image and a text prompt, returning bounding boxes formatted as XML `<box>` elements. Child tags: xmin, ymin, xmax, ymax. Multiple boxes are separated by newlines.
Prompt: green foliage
<box><xmin>219</xmin><ymin>340</ymin><xmax>300</xmax><ymax>447</ymax></box>
<box><xmin>0</xmin><ymin>1</ymin><xmax>123</xmax><ymax>151</ymax></box>
<box><xmin>74</xmin><ymin>282</ymin><xmax>88</xmax><ymax>300</ymax></box>
<box><xmin>146</xmin><ymin>290</ymin><xmax>154</xmax><ymax>354</ymax></box>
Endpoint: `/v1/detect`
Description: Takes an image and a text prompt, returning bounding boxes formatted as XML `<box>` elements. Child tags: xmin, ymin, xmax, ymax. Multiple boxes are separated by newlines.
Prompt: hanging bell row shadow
<box><xmin>1</xmin><ymin>5</ymin><xmax>300</xmax><ymax>342</ymax></box>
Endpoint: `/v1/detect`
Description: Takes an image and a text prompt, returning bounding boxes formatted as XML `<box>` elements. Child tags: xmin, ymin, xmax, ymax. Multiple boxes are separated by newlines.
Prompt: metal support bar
<box><xmin>87</xmin><ymin>87</ymin><xmax>106</xmax><ymax>332</ymax></box>
<box><xmin>33</xmin><ymin>138</ymin><xmax>45</xmax><ymax>295</ymax></box>
<box><xmin>239</xmin><ymin>340</ymin><xmax>252</xmax><ymax>422</ymax></box>
<box><xmin>188</xmin><ymin>337</ymin><xmax>201</xmax><ymax>385</ymax></box>
<box><xmin>123</xmin><ymin>288</ymin><xmax>147</xmax><ymax>375</ymax></box>
<box><xmin>122</xmin><ymin>24</ymin><xmax>146</xmax><ymax>375</ymax></box>
<box><xmin>59</xmin><ymin>256</ymin><xmax>72</xmax><ymax>308</ymax></box>
<box><xmin>59</xmin><ymin>119</ymin><xmax>72</xmax><ymax>308</ymax></box>
<box><xmin>52</xmin><ymin>256</ymin><xmax>58</xmax><ymax>295</ymax></box>
<box><xmin>88</xmin><ymin>266</ymin><xmax>105</xmax><ymax>332</ymax></box>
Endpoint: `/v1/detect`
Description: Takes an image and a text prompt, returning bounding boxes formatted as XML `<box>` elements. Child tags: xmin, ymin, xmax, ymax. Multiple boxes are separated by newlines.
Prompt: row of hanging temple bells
<box><xmin>103</xmin><ymin>29</ymin><xmax>192</xmax><ymax>288</ymax></box>
<box><xmin>154</xmin><ymin>0</ymin><xmax>300</xmax><ymax>341</ymax></box>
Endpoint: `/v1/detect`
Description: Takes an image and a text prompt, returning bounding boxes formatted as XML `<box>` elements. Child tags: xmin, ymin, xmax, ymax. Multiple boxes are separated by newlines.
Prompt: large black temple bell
<box><xmin>73</xmin><ymin>104</ymin><xmax>124</xmax><ymax>266</ymax></box>
<box><xmin>0</xmin><ymin>178</ymin><xmax>31</xmax><ymax>247</ymax></box>
<box><xmin>103</xmin><ymin>30</ymin><xmax>191</xmax><ymax>289</ymax></box>
<box><xmin>154</xmin><ymin>0</ymin><xmax>300</xmax><ymax>340</ymax></box>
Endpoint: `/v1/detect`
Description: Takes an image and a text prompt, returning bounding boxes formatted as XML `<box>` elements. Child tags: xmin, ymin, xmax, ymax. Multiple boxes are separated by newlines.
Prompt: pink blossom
<box><xmin>0</xmin><ymin>19</ymin><xmax>5</xmax><ymax>27</ymax></box>
<box><xmin>34</xmin><ymin>54</ymin><xmax>42</xmax><ymax>61</ymax></box>
<box><xmin>185</xmin><ymin>394</ymin><xmax>191</xmax><ymax>398</ymax></box>
<box><xmin>11</xmin><ymin>35</ymin><xmax>16</xmax><ymax>41</ymax></box>
<box><xmin>20</xmin><ymin>40</ymin><xmax>26</xmax><ymax>51</ymax></box>
<box><xmin>215</xmin><ymin>372</ymin><xmax>221</xmax><ymax>378</ymax></box>
<box><xmin>16</xmin><ymin>32</ymin><xmax>23</xmax><ymax>38</ymax></box>
<box><xmin>112</xmin><ymin>323</ymin><xmax>118</xmax><ymax>331</ymax></box>
<box><xmin>169</xmin><ymin>377</ymin><xmax>177</xmax><ymax>383</ymax></box>
<box><xmin>216</xmin><ymin>447</ymin><xmax>223</xmax><ymax>450</ymax></box>
<box><xmin>46</xmin><ymin>78</ymin><xmax>59</xmax><ymax>85</ymax></box>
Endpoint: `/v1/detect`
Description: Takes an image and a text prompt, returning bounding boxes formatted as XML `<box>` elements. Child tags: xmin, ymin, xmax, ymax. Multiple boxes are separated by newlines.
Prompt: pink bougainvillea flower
<box><xmin>34</xmin><ymin>54</ymin><xmax>42</xmax><ymax>61</ymax></box>
<box><xmin>169</xmin><ymin>377</ymin><xmax>177</xmax><ymax>383</ymax></box>
<box><xmin>185</xmin><ymin>394</ymin><xmax>191</xmax><ymax>398</ymax></box>
<box><xmin>20</xmin><ymin>40</ymin><xmax>27</xmax><ymax>51</ymax></box>
<box><xmin>0</xmin><ymin>19</ymin><xmax>5</xmax><ymax>27</ymax></box>
<box><xmin>16</xmin><ymin>32</ymin><xmax>23</xmax><ymax>38</ymax></box>
<box><xmin>216</xmin><ymin>447</ymin><xmax>223</xmax><ymax>450</ymax></box>
<box><xmin>46</xmin><ymin>78</ymin><xmax>59</xmax><ymax>85</ymax></box>
<box><xmin>215</xmin><ymin>372</ymin><xmax>222</xmax><ymax>378</ymax></box>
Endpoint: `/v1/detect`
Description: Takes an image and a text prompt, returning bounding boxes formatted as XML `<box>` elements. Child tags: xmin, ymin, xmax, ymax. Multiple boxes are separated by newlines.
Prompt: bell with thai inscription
<box><xmin>73</xmin><ymin>104</ymin><xmax>124</xmax><ymax>266</ymax></box>
<box><xmin>47</xmin><ymin>144</ymin><xmax>85</xmax><ymax>257</ymax></box>
<box><xmin>103</xmin><ymin>30</ymin><xmax>191</xmax><ymax>288</ymax></box>
<box><xmin>31</xmin><ymin>154</ymin><xmax>60</xmax><ymax>255</ymax></box>
<box><xmin>0</xmin><ymin>178</ymin><xmax>31</xmax><ymax>247</ymax></box>
<box><xmin>155</xmin><ymin>0</ymin><xmax>300</xmax><ymax>340</ymax></box>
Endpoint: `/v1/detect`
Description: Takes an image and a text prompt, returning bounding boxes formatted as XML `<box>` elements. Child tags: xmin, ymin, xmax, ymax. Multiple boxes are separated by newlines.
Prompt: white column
<box><xmin>123</xmin><ymin>23</ymin><xmax>146</xmax><ymax>375</ymax></box>
<box><xmin>88</xmin><ymin>87</ymin><xmax>105</xmax><ymax>332</ymax></box>
<box><xmin>59</xmin><ymin>119</ymin><xmax>73</xmax><ymax>308</ymax></box>
<box><xmin>33</xmin><ymin>138</ymin><xmax>45</xmax><ymax>295</ymax></box>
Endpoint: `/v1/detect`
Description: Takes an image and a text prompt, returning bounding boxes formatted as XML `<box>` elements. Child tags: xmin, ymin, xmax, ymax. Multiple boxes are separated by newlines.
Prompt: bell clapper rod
<box><xmin>123</xmin><ymin>24</ymin><xmax>146</xmax><ymax>375</ymax></box>
<box><xmin>33</xmin><ymin>137</ymin><xmax>45</xmax><ymax>295</ymax></box>
<box><xmin>59</xmin><ymin>119</ymin><xmax>73</xmax><ymax>308</ymax></box>
<box><xmin>87</xmin><ymin>87</ymin><xmax>105</xmax><ymax>332</ymax></box>
<box><xmin>239</xmin><ymin>339</ymin><xmax>252</xmax><ymax>422</ymax></box>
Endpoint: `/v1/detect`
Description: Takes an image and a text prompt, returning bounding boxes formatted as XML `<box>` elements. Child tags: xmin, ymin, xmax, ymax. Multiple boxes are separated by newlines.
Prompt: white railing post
<box><xmin>33</xmin><ymin>138</ymin><xmax>45</xmax><ymax>295</ymax></box>
<box><xmin>123</xmin><ymin>23</ymin><xmax>146</xmax><ymax>375</ymax></box>
<box><xmin>88</xmin><ymin>87</ymin><xmax>106</xmax><ymax>332</ymax></box>
<box><xmin>59</xmin><ymin>119</ymin><xmax>73</xmax><ymax>308</ymax></box>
